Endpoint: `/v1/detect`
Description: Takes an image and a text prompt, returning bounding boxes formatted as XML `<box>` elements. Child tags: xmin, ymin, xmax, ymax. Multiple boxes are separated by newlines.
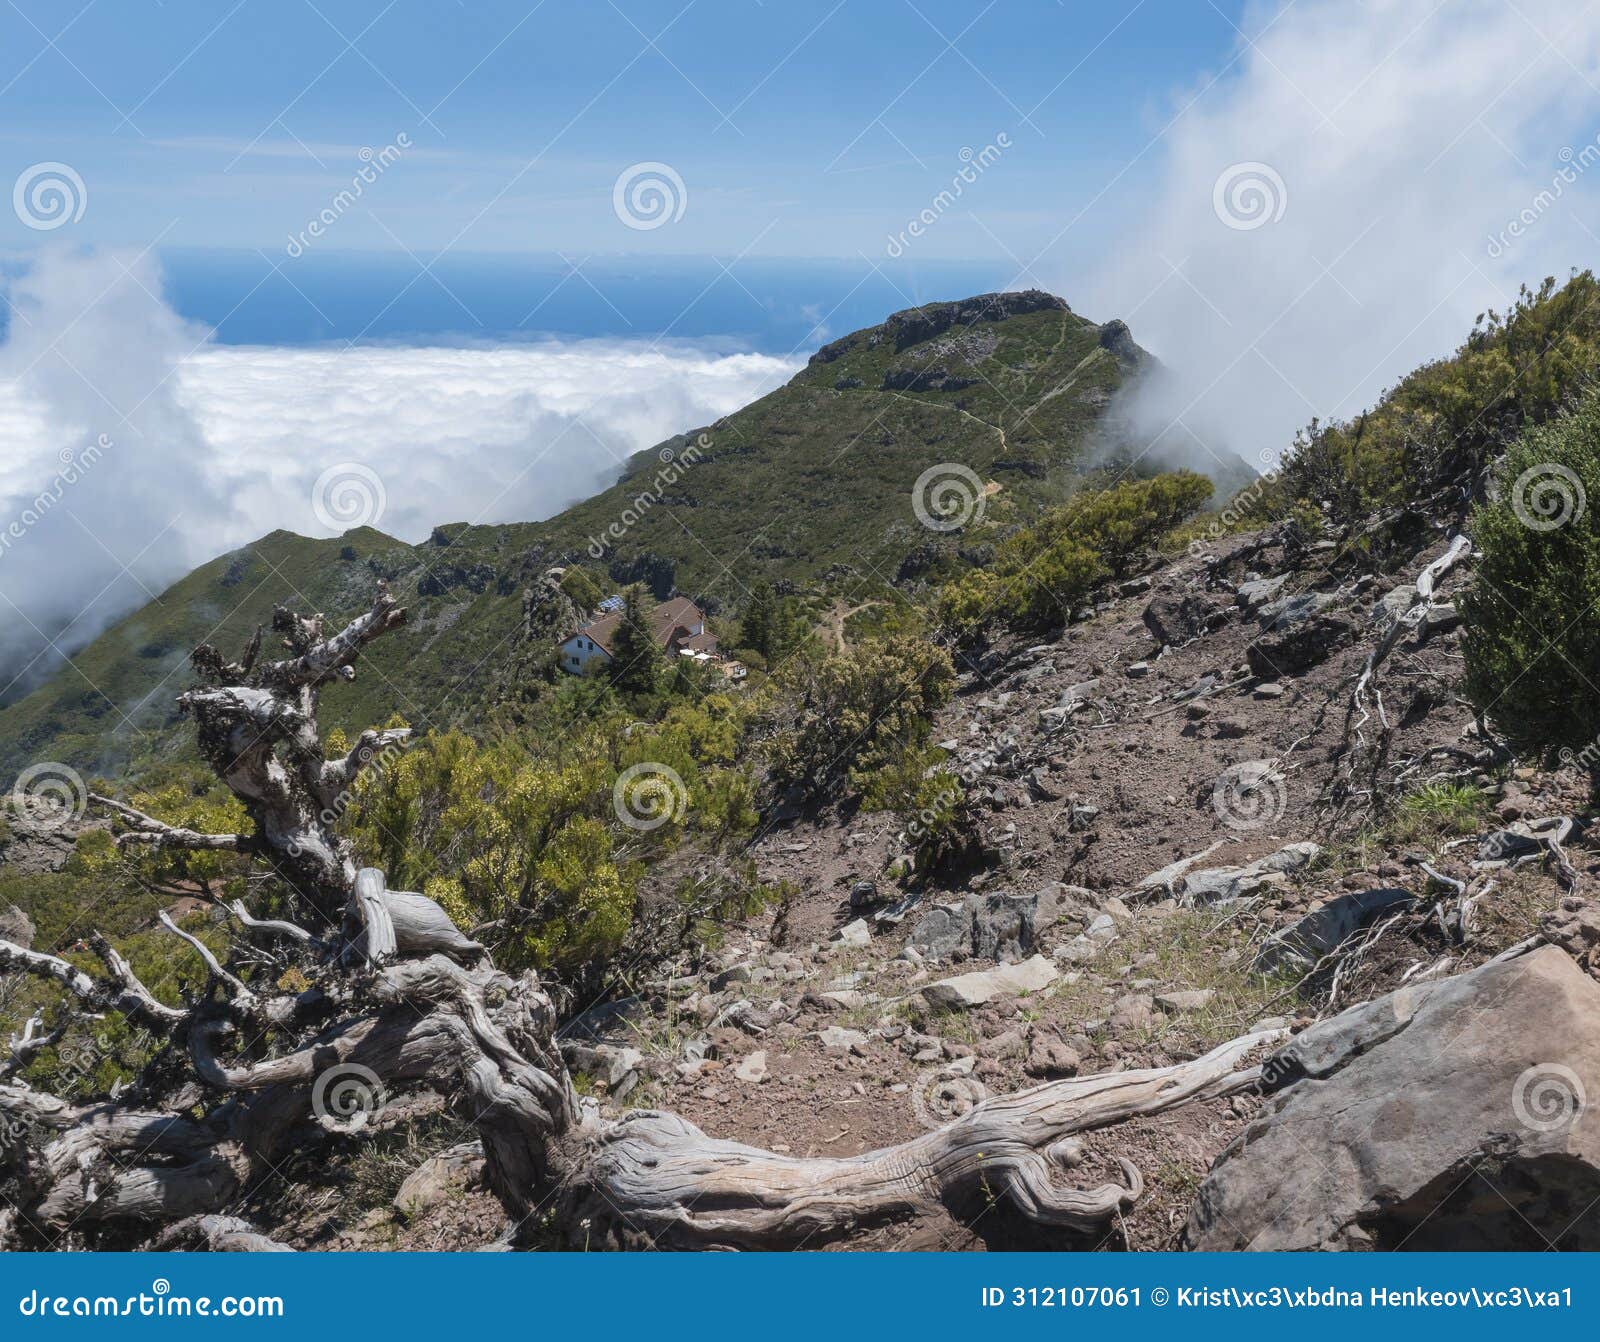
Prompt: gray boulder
<box><xmin>1420</xmin><ymin>602</ymin><xmax>1461</xmax><ymax>635</ymax></box>
<box><xmin>1253</xmin><ymin>887</ymin><xmax>1416</xmax><ymax>975</ymax></box>
<box><xmin>1247</xmin><ymin>613</ymin><xmax>1355</xmax><ymax>677</ymax></box>
<box><xmin>1256</xmin><ymin>590</ymin><xmax>1334</xmax><ymax>629</ymax></box>
<box><xmin>1235</xmin><ymin>574</ymin><xmax>1287</xmax><ymax>610</ymax></box>
<box><xmin>906</xmin><ymin>884</ymin><xmax>1091</xmax><ymax>963</ymax></box>
<box><xmin>1370</xmin><ymin>584</ymin><xmax>1417</xmax><ymax>635</ymax></box>
<box><xmin>1142</xmin><ymin>592</ymin><xmax>1227</xmax><ymax>646</ymax></box>
<box><xmin>1188</xmin><ymin>947</ymin><xmax>1600</xmax><ymax>1250</ymax></box>
<box><xmin>905</xmin><ymin>901</ymin><xmax>970</xmax><ymax>960</ymax></box>
<box><xmin>921</xmin><ymin>955</ymin><xmax>1059</xmax><ymax>1009</ymax></box>
<box><xmin>561</xmin><ymin>1042</ymin><xmax>643</xmax><ymax>1099</ymax></box>
<box><xmin>0</xmin><ymin>904</ymin><xmax>35</xmax><ymax>949</ymax></box>
<box><xmin>1176</xmin><ymin>842</ymin><xmax>1320</xmax><ymax>906</ymax></box>
<box><xmin>1024</xmin><ymin>1029</ymin><xmax>1080</xmax><ymax>1077</ymax></box>
<box><xmin>849</xmin><ymin>879</ymin><xmax>885</xmax><ymax>910</ymax></box>
<box><xmin>393</xmin><ymin>1141</ymin><xmax>483</xmax><ymax>1219</ymax></box>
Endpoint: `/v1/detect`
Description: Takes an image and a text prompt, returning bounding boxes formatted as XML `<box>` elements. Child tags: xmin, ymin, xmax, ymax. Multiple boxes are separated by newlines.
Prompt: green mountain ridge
<box><xmin>0</xmin><ymin>289</ymin><xmax>1252</xmax><ymax>781</ymax></box>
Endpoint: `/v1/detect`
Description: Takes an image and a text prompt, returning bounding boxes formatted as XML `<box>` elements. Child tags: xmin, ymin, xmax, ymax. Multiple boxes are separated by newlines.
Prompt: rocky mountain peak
<box><xmin>808</xmin><ymin>288</ymin><xmax>1072</xmax><ymax>365</ymax></box>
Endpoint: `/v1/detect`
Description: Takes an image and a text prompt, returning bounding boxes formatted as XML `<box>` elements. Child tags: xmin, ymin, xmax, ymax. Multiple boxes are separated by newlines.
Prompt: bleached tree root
<box><xmin>557</xmin><ymin>1028</ymin><xmax>1285</xmax><ymax>1249</ymax></box>
<box><xmin>0</xmin><ymin>918</ymin><xmax>1284</xmax><ymax>1249</ymax></box>
<box><xmin>152</xmin><ymin>1215</ymin><xmax>295</xmax><ymax>1253</ymax></box>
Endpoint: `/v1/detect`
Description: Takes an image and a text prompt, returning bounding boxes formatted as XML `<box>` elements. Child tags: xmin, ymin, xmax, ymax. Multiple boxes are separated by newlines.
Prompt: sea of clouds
<box><xmin>0</xmin><ymin>247</ymin><xmax>798</xmax><ymax>698</ymax></box>
<box><xmin>9</xmin><ymin>0</ymin><xmax>1600</xmax><ymax>705</ymax></box>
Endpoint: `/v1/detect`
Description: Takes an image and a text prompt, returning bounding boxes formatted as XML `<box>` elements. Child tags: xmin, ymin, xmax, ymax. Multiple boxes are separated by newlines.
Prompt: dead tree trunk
<box><xmin>93</xmin><ymin>585</ymin><xmax>408</xmax><ymax>923</ymax></box>
<box><xmin>1</xmin><ymin>920</ymin><xmax>1283</xmax><ymax>1249</ymax></box>
<box><xmin>0</xmin><ymin>585</ymin><xmax>1285</xmax><ymax>1250</ymax></box>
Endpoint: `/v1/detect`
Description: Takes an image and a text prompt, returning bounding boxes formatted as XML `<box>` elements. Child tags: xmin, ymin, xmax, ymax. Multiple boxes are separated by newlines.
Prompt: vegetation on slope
<box><xmin>1267</xmin><ymin>271</ymin><xmax>1600</xmax><ymax>542</ymax></box>
<box><xmin>938</xmin><ymin>471</ymin><xmax>1214</xmax><ymax>638</ymax></box>
<box><xmin>1462</xmin><ymin>383</ymin><xmax>1600</xmax><ymax>763</ymax></box>
<box><xmin>1</xmin><ymin>291</ymin><xmax>1231</xmax><ymax>783</ymax></box>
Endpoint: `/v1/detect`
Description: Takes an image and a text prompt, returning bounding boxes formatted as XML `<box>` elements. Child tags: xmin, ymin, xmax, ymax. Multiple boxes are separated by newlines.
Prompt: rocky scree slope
<box><xmin>276</xmin><ymin>509</ymin><xmax>1600</xmax><ymax>1251</ymax></box>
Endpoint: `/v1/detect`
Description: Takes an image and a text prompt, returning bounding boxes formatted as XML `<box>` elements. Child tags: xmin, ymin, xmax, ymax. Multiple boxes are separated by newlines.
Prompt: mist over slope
<box><xmin>1079</xmin><ymin>0</ymin><xmax>1600</xmax><ymax>474</ymax></box>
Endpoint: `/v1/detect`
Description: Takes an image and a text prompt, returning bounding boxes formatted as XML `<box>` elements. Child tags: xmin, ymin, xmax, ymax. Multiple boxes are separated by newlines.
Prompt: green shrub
<box><xmin>737</xmin><ymin>582</ymin><xmax>809</xmax><ymax>663</ymax></box>
<box><xmin>765</xmin><ymin>634</ymin><xmax>956</xmax><ymax>799</ymax></box>
<box><xmin>558</xmin><ymin>564</ymin><xmax>604</xmax><ymax>611</ymax></box>
<box><xmin>608</xmin><ymin>584</ymin><xmax>665</xmax><ymax>696</ymax></box>
<box><xmin>1273</xmin><ymin>272</ymin><xmax>1600</xmax><ymax>534</ymax></box>
<box><xmin>344</xmin><ymin>697</ymin><xmax>760</xmax><ymax>973</ymax></box>
<box><xmin>1462</xmin><ymin>387</ymin><xmax>1600</xmax><ymax>760</ymax></box>
<box><xmin>938</xmin><ymin>471</ymin><xmax>1213</xmax><ymax>638</ymax></box>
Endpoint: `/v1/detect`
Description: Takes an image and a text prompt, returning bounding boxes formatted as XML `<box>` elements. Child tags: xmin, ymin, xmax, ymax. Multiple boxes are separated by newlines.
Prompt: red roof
<box><xmin>569</xmin><ymin>597</ymin><xmax>713</xmax><ymax>657</ymax></box>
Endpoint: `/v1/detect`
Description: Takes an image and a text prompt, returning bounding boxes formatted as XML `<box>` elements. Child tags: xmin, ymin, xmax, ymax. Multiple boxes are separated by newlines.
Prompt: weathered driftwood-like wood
<box><xmin>153</xmin><ymin>1215</ymin><xmax>294</xmax><ymax>1252</ymax></box>
<box><xmin>0</xmin><ymin>584</ymin><xmax>1287</xmax><ymax>1251</ymax></box>
<box><xmin>171</xmin><ymin>584</ymin><xmax>409</xmax><ymax>921</ymax></box>
<box><xmin>556</xmin><ymin>1028</ymin><xmax>1284</xmax><ymax>1248</ymax></box>
<box><xmin>1333</xmin><ymin>535</ymin><xmax>1472</xmax><ymax>822</ymax></box>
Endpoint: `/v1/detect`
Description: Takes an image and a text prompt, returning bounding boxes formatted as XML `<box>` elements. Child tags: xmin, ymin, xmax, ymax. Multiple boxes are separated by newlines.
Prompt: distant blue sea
<box><xmin>150</xmin><ymin>249</ymin><xmax>1017</xmax><ymax>351</ymax></box>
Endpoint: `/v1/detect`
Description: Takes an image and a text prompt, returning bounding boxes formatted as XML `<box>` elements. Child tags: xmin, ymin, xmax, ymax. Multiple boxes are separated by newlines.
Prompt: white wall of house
<box><xmin>558</xmin><ymin>634</ymin><xmax>611</xmax><ymax>675</ymax></box>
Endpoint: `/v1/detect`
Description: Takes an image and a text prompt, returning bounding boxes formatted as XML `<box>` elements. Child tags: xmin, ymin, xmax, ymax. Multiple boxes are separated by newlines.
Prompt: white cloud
<box><xmin>0</xmin><ymin>248</ymin><xmax>799</xmax><ymax>698</ymax></box>
<box><xmin>1080</xmin><ymin>0</ymin><xmax>1600</xmax><ymax>475</ymax></box>
<box><xmin>176</xmin><ymin>340</ymin><xmax>797</xmax><ymax>541</ymax></box>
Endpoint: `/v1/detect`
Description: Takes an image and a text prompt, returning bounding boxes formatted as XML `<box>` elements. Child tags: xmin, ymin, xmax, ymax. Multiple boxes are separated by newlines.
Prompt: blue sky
<box><xmin>0</xmin><ymin>1</ymin><xmax>1247</xmax><ymax>271</ymax></box>
<box><xmin>4</xmin><ymin>0</ymin><xmax>1600</xmax><ymax>690</ymax></box>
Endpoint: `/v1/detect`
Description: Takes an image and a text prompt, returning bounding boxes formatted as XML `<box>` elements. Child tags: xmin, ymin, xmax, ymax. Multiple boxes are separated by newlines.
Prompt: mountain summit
<box><xmin>0</xmin><ymin>292</ymin><xmax>1233</xmax><ymax>779</ymax></box>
